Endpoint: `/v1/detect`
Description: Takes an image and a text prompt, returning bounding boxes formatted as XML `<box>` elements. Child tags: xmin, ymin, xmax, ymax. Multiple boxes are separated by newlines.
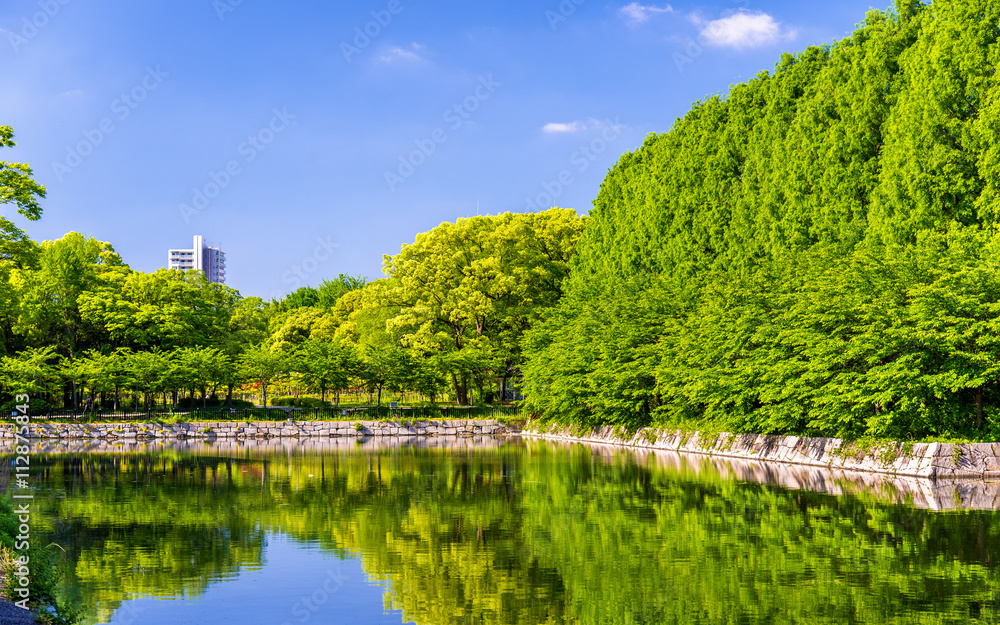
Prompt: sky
<box><xmin>0</xmin><ymin>0</ymin><xmax>887</xmax><ymax>299</ymax></box>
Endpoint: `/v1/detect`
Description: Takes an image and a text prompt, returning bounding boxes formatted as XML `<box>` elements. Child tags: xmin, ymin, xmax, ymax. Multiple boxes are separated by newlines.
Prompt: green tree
<box><xmin>0</xmin><ymin>345</ymin><xmax>60</xmax><ymax>400</ymax></box>
<box><xmin>238</xmin><ymin>344</ymin><xmax>287</xmax><ymax>408</ymax></box>
<box><xmin>79</xmin><ymin>268</ymin><xmax>238</xmax><ymax>351</ymax></box>
<box><xmin>316</xmin><ymin>274</ymin><xmax>366</xmax><ymax>309</ymax></box>
<box><xmin>383</xmin><ymin>209</ymin><xmax>584</xmax><ymax>405</ymax></box>
<box><xmin>18</xmin><ymin>233</ymin><xmax>123</xmax><ymax>359</ymax></box>
<box><xmin>293</xmin><ymin>338</ymin><xmax>355</xmax><ymax>405</ymax></box>
<box><xmin>358</xmin><ymin>344</ymin><xmax>411</xmax><ymax>407</ymax></box>
<box><xmin>175</xmin><ymin>347</ymin><xmax>231</xmax><ymax>409</ymax></box>
<box><xmin>125</xmin><ymin>350</ymin><xmax>174</xmax><ymax>411</ymax></box>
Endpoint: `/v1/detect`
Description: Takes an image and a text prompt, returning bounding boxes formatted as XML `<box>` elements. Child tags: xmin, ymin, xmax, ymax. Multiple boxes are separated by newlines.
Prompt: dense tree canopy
<box><xmin>0</xmin><ymin>197</ymin><xmax>581</xmax><ymax>411</ymax></box>
<box><xmin>523</xmin><ymin>0</ymin><xmax>1000</xmax><ymax>441</ymax></box>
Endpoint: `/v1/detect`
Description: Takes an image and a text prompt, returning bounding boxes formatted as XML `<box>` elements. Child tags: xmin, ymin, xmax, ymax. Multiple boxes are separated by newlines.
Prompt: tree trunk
<box><xmin>458</xmin><ymin>375</ymin><xmax>469</xmax><ymax>406</ymax></box>
<box><xmin>500</xmin><ymin>363</ymin><xmax>510</xmax><ymax>404</ymax></box>
<box><xmin>975</xmin><ymin>387</ymin><xmax>984</xmax><ymax>430</ymax></box>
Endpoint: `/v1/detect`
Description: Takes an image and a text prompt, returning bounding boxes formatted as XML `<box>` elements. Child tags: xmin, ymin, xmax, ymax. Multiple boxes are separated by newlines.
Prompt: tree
<box><xmin>61</xmin><ymin>350</ymin><xmax>121</xmax><ymax>412</ymax></box>
<box><xmin>0</xmin><ymin>346</ymin><xmax>60</xmax><ymax>400</ymax></box>
<box><xmin>521</xmin><ymin>2</ymin><xmax>1000</xmax><ymax>439</ymax></box>
<box><xmin>294</xmin><ymin>338</ymin><xmax>355</xmax><ymax>405</ymax></box>
<box><xmin>269</xmin><ymin>307</ymin><xmax>338</xmax><ymax>352</ymax></box>
<box><xmin>125</xmin><ymin>350</ymin><xmax>174</xmax><ymax>411</ymax></box>
<box><xmin>18</xmin><ymin>233</ymin><xmax>123</xmax><ymax>360</ymax></box>
<box><xmin>175</xmin><ymin>347</ymin><xmax>231</xmax><ymax>408</ymax></box>
<box><xmin>0</xmin><ymin>127</ymin><xmax>45</xmax><ymax>355</ymax></box>
<box><xmin>316</xmin><ymin>274</ymin><xmax>366</xmax><ymax>309</ymax></box>
<box><xmin>357</xmin><ymin>344</ymin><xmax>411</xmax><ymax>408</ymax></box>
<box><xmin>79</xmin><ymin>267</ymin><xmax>238</xmax><ymax>351</ymax></box>
<box><xmin>239</xmin><ymin>344</ymin><xmax>287</xmax><ymax>408</ymax></box>
<box><xmin>277</xmin><ymin>286</ymin><xmax>320</xmax><ymax>310</ymax></box>
<box><xmin>383</xmin><ymin>209</ymin><xmax>584</xmax><ymax>405</ymax></box>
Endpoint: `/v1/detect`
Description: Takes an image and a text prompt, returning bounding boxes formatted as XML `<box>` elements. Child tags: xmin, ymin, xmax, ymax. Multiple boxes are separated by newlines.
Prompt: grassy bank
<box><xmin>0</xmin><ymin>494</ymin><xmax>78</xmax><ymax>624</ymax></box>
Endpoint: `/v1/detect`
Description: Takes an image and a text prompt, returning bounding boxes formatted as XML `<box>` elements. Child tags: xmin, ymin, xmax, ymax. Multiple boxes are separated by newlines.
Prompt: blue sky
<box><xmin>1</xmin><ymin>0</ymin><xmax>885</xmax><ymax>299</ymax></box>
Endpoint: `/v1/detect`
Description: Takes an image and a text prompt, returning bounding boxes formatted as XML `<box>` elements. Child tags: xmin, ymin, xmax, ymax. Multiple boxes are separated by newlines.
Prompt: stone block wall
<box><xmin>0</xmin><ymin>419</ymin><xmax>519</xmax><ymax>442</ymax></box>
<box><xmin>524</xmin><ymin>426</ymin><xmax>1000</xmax><ymax>479</ymax></box>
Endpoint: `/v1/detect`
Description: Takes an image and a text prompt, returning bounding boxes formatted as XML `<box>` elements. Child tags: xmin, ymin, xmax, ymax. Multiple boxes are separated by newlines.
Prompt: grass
<box><xmin>0</xmin><ymin>494</ymin><xmax>79</xmax><ymax>624</ymax></box>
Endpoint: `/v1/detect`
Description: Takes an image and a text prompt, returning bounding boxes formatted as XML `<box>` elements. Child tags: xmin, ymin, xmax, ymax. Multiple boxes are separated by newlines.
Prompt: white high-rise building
<box><xmin>168</xmin><ymin>235</ymin><xmax>227</xmax><ymax>284</ymax></box>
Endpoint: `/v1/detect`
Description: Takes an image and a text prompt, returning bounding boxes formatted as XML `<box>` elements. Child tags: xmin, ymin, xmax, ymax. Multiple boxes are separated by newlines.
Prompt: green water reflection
<box><xmin>27</xmin><ymin>440</ymin><xmax>1000</xmax><ymax>624</ymax></box>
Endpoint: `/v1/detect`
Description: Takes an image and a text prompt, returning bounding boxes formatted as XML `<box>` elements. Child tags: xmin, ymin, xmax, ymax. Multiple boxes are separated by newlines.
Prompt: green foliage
<box><xmin>269</xmin><ymin>396</ymin><xmax>330</xmax><ymax>408</ymax></box>
<box><xmin>0</xmin><ymin>496</ymin><xmax>79</xmax><ymax>623</ymax></box>
<box><xmin>0</xmin><ymin>129</ymin><xmax>577</xmax><ymax>413</ymax></box>
<box><xmin>383</xmin><ymin>208</ymin><xmax>584</xmax><ymax>406</ymax></box>
<box><xmin>524</xmin><ymin>2</ymin><xmax>1000</xmax><ymax>441</ymax></box>
<box><xmin>238</xmin><ymin>344</ymin><xmax>287</xmax><ymax>408</ymax></box>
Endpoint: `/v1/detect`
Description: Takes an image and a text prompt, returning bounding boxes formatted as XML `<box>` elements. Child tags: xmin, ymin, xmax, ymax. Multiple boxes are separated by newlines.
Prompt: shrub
<box><xmin>270</xmin><ymin>396</ymin><xmax>331</xmax><ymax>408</ymax></box>
<box><xmin>177</xmin><ymin>397</ymin><xmax>253</xmax><ymax>409</ymax></box>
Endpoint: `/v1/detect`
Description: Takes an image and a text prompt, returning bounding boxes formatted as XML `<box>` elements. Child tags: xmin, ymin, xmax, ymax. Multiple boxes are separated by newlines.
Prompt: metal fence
<box><xmin>18</xmin><ymin>405</ymin><xmax>525</xmax><ymax>423</ymax></box>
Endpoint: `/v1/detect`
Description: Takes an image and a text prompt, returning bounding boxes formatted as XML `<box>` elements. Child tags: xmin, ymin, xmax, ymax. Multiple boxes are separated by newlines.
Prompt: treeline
<box><xmin>523</xmin><ymin>0</ymin><xmax>1000</xmax><ymax>441</ymax></box>
<box><xmin>0</xmin><ymin>139</ymin><xmax>583</xmax><ymax>412</ymax></box>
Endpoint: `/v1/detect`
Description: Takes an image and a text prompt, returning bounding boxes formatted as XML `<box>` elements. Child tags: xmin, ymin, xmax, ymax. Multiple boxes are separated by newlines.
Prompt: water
<box><xmin>21</xmin><ymin>437</ymin><xmax>1000</xmax><ymax>624</ymax></box>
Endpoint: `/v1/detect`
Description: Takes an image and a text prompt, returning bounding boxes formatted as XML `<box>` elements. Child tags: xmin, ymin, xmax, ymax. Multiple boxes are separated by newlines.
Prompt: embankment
<box><xmin>0</xmin><ymin>419</ymin><xmax>519</xmax><ymax>441</ymax></box>
<box><xmin>523</xmin><ymin>426</ymin><xmax>1000</xmax><ymax>480</ymax></box>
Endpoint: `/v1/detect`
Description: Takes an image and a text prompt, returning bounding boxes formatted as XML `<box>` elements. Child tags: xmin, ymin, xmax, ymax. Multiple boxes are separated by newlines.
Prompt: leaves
<box><xmin>525</xmin><ymin>2</ymin><xmax>1000</xmax><ymax>440</ymax></box>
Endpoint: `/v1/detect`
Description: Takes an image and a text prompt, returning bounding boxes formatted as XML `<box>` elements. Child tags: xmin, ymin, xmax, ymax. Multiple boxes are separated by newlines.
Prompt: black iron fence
<box><xmin>15</xmin><ymin>405</ymin><xmax>525</xmax><ymax>423</ymax></box>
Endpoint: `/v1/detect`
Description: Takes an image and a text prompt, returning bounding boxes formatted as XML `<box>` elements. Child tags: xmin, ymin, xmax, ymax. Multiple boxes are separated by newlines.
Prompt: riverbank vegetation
<box><xmin>0</xmin><ymin>135</ymin><xmax>583</xmax><ymax>413</ymax></box>
<box><xmin>523</xmin><ymin>0</ymin><xmax>1000</xmax><ymax>442</ymax></box>
<box><xmin>0</xmin><ymin>496</ymin><xmax>78</xmax><ymax>624</ymax></box>
<box><xmin>5</xmin><ymin>2</ymin><xmax>1000</xmax><ymax>441</ymax></box>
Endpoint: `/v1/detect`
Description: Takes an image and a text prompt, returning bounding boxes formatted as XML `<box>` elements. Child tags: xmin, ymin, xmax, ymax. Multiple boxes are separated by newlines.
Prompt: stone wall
<box><xmin>13</xmin><ymin>435</ymin><xmax>511</xmax><ymax>456</ymax></box>
<box><xmin>0</xmin><ymin>419</ymin><xmax>519</xmax><ymax>441</ymax></box>
<box><xmin>523</xmin><ymin>426</ymin><xmax>1000</xmax><ymax>479</ymax></box>
<box><xmin>526</xmin><ymin>438</ymin><xmax>1000</xmax><ymax>511</ymax></box>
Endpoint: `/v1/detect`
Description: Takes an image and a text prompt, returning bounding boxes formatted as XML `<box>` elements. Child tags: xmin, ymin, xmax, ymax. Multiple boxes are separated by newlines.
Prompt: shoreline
<box><xmin>4</xmin><ymin>431</ymin><xmax>998</xmax><ymax>511</ymax></box>
<box><xmin>522</xmin><ymin>425</ymin><xmax>1000</xmax><ymax>480</ymax></box>
<box><xmin>2</xmin><ymin>418</ymin><xmax>997</xmax><ymax>481</ymax></box>
<box><xmin>0</xmin><ymin>419</ymin><xmax>521</xmax><ymax>442</ymax></box>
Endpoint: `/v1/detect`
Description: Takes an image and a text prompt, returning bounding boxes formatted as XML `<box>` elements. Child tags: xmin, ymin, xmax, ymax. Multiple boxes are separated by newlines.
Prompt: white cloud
<box><xmin>699</xmin><ymin>10</ymin><xmax>796</xmax><ymax>49</ymax></box>
<box><xmin>542</xmin><ymin>118</ymin><xmax>626</xmax><ymax>135</ymax></box>
<box><xmin>378</xmin><ymin>43</ymin><xmax>425</xmax><ymax>64</ymax></box>
<box><xmin>619</xmin><ymin>2</ymin><xmax>673</xmax><ymax>23</ymax></box>
<box><xmin>542</xmin><ymin>121</ymin><xmax>587</xmax><ymax>134</ymax></box>
<box><xmin>59</xmin><ymin>89</ymin><xmax>86</xmax><ymax>98</ymax></box>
